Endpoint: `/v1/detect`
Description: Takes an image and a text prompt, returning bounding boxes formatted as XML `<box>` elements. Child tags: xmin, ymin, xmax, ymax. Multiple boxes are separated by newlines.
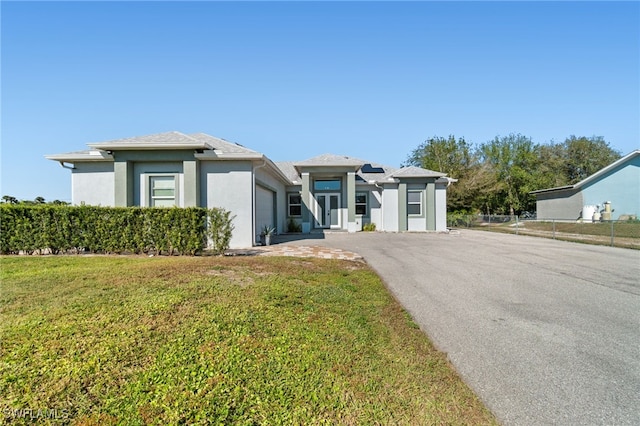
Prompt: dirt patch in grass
<box><xmin>1</xmin><ymin>255</ymin><xmax>496</xmax><ymax>425</ymax></box>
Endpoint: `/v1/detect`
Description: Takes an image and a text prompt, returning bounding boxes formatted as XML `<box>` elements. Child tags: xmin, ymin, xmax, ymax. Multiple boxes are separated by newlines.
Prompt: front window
<box><xmin>356</xmin><ymin>192</ymin><xmax>368</xmax><ymax>216</ymax></box>
<box><xmin>150</xmin><ymin>176</ymin><xmax>176</xmax><ymax>207</ymax></box>
<box><xmin>407</xmin><ymin>190</ymin><xmax>422</xmax><ymax>215</ymax></box>
<box><xmin>314</xmin><ymin>179</ymin><xmax>341</xmax><ymax>191</ymax></box>
<box><xmin>288</xmin><ymin>193</ymin><xmax>302</xmax><ymax>217</ymax></box>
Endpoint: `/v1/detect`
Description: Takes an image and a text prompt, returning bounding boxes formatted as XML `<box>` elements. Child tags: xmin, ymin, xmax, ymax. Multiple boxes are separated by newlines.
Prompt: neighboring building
<box><xmin>47</xmin><ymin>131</ymin><xmax>455</xmax><ymax>248</ymax></box>
<box><xmin>531</xmin><ymin>149</ymin><xmax>640</xmax><ymax>221</ymax></box>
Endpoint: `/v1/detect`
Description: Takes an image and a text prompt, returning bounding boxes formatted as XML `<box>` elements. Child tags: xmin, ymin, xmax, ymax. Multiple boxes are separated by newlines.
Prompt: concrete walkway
<box><xmin>256</xmin><ymin>230</ymin><xmax>640</xmax><ymax>426</ymax></box>
<box><xmin>227</xmin><ymin>239</ymin><xmax>363</xmax><ymax>262</ymax></box>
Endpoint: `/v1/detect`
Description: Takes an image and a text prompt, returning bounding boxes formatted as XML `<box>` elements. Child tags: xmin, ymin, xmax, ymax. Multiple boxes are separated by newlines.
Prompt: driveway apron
<box><xmin>278</xmin><ymin>230</ymin><xmax>640</xmax><ymax>426</ymax></box>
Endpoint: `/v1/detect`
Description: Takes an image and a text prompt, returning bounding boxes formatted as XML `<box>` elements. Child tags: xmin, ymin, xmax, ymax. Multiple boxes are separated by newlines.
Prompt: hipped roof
<box><xmin>47</xmin><ymin>131</ymin><xmax>452</xmax><ymax>185</ymax></box>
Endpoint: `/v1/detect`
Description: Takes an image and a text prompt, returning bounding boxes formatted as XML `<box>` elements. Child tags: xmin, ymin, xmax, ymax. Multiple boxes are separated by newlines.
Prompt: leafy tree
<box><xmin>563</xmin><ymin>136</ymin><xmax>621</xmax><ymax>184</ymax></box>
<box><xmin>2</xmin><ymin>195</ymin><xmax>18</xmax><ymax>204</ymax></box>
<box><xmin>405</xmin><ymin>135</ymin><xmax>475</xmax><ymax>176</ymax></box>
<box><xmin>405</xmin><ymin>135</ymin><xmax>497</xmax><ymax>212</ymax></box>
<box><xmin>535</xmin><ymin>142</ymin><xmax>569</xmax><ymax>189</ymax></box>
<box><xmin>405</xmin><ymin>133</ymin><xmax>622</xmax><ymax>216</ymax></box>
<box><xmin>34</xmin><ymin>196</ymin><xmax>46</xmax><ymax>204</ymax></box>
<box><xmin>479</xmin><ymin>134</ymin><xmax>540</xmax><ymax>215</ymax></box>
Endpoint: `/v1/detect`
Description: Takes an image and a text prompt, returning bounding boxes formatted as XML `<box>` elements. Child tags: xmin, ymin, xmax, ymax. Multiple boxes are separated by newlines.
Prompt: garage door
<box><xmin>255</xmin><ymin>185</ymin><xmax>275</xmax><ymax>234</ymax></box>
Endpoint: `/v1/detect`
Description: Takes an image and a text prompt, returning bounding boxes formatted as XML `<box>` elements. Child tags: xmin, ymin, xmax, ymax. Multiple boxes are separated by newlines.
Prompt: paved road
<box><xmin>279</xmin><ymin>230</ymin><xmax>640</xmax><ymax>425</ymax></box>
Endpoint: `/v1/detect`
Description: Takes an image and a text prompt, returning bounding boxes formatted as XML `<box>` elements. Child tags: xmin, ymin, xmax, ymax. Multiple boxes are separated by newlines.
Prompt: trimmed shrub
<box><xmin>286</xmin><ymin>218</ymin><xmax>302</xmax><ymax>233</ymax></box>
<box><xmin>207</xmin><ymin>208</ymin><xmax>234</xmax><ymax>255</ymax></box>
<box><xmin>0</xmin><ymin>205</ymin><xmax>233</xmax><ymax>255</ymax></box>
<box><xmin>362</xmin><ymin>222</ymin><xmax>376</xmax><ymax>232</ymax></box>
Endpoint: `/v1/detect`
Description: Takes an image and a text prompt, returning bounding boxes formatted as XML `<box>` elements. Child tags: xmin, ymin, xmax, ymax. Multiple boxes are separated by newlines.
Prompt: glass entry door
<box><xmin>315</xmin><ymin>193</ymin><xmax>340</xmax><ymax>229</ymax></box>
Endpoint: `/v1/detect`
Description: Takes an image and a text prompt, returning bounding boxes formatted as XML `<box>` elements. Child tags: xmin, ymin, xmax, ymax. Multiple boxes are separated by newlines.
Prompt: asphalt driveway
<box><xmin>279</xmin><ymin>230</ymin><xmax>640</xmax><ymax>425</ymax></box>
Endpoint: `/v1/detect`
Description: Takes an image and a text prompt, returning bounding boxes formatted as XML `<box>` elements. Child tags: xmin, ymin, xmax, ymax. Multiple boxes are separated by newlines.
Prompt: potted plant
<box><xmin>260</xmin><ymin>225</ymin><xmax>276</xmax><ymax>246</ymax></box>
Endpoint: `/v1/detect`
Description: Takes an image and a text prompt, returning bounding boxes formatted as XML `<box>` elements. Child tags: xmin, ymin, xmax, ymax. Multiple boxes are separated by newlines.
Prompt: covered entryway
<box><xmin>314</xmin><ymin>193</ymin><xmax>341</xmax><ymax>229</ymax></box>
<box><xmin>255</xmin><ymin>185</ymin><xmax>275</xmax><ymax>233</ymax></box>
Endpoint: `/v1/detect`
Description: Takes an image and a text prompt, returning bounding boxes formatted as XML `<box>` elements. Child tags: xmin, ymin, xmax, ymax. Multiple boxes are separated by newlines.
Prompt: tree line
<box><xmin>1</xmin><ymin>196</ymin><xmax>69</xmax><ymax>205</ymax></box>
<box><xmin>404</xmin><ymin>134</ymin><xmax>621</xmax><ymax>215</ymax></box>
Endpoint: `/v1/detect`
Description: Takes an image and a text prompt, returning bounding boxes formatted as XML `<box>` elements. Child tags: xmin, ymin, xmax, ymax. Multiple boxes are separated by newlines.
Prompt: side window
<box><xmin>150</xmin><ymin>176</ymin><xmax>176</xmax><ymax>207</ymax></box>
<box><xmin>355</xmin><ymin>192</ymin><xmax>368</xmax><ymax>216</ymax></box>
<box><xmin>288</xmin><ymin>193</ymin><xmax>302</xmax><ymax>217</ymax></box>
<box><xmin>407</xmin><ymin>190</ymin><xmax>422</xmax><ymax>215</ymax></box>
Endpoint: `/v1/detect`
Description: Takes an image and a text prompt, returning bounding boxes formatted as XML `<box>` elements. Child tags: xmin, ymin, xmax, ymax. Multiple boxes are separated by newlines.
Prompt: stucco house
<box><xmin>46</xmin><ymin>131</ymin><xmax>455</xmax><ymax>248</ymax></box>
<box><xmin>531</xmin><ymin>149</ymin><xmax>640</xmax><ymax>221</ymax></box>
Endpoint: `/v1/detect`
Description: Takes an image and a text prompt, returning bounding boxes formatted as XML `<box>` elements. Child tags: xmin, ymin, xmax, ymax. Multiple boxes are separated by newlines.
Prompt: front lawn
<box><xmin>1</xmin><ymin>256</ymin><xmax>496</xmax><ymax>425</ymax></box>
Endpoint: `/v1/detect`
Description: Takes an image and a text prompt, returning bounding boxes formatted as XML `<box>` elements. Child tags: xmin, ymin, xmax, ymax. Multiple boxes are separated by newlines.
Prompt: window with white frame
<box><xmin>355</xmin><ymin>192</ymin><xmax>368</xmax><ymax>216</ymax></box>
<box><xmin>407</xmin><ymin>190</ymin><xmax>422</xmax><ymax>215</ymax></box>
<box><xmin>150</xmin><ymin>176</ymin><xmax>176</xmax><ymax>207</ymax></box>
<box><xmin>288</xmin><ymin>193</ymin><xmax>302</xmax><ymax>217</ymax></box>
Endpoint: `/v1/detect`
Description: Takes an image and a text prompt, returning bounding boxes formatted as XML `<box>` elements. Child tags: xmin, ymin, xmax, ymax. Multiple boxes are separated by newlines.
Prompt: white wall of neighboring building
<box><xmin>71</xmin><ymin>162</ymin><xmax>115</xmax><ymax>206</ymax></box>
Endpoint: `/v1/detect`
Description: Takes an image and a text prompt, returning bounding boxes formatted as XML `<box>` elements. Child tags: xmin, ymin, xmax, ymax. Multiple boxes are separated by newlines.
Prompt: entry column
<box><xmin>114</xmin><ymin>159</ymin><xmax>133</xmax><ymax>206</ymax></box>
<box><xmin>301</xmin><ymin>172</ymin><xmax>311</xmax><ymax>233</ymax></box>
<box><xmin>347</xmin><ymin>171</ymin><xmax>357</xmax><ymax>232</ymax></box>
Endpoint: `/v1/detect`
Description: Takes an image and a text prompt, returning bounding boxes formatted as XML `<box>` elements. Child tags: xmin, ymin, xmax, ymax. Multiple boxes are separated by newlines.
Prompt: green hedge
<box><xmin>0</xmin><ymin>205</ymin><xmax>234</xmax><ymax>255</ymax></box>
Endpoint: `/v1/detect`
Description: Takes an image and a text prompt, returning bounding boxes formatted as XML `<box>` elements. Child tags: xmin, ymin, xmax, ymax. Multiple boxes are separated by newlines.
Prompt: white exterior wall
<box><xmin>435</xmin><ymin>182</ymin><xmax>448</xmax><ymax>231</ymax></box>
<box><xmin>407</xmin><ymin>216</ymin><xmax>424</xmax><ymax>231</ymax></box>
<box><xmin>381</xmin><ymin>183</ymin><xmax>399</xmax><ymax>232</ymax></box>
<box><xmin>71</xmin><ymin>162</ymin><xmax>115</xmax><ymax>206</ymax></box>
<box><xmin>200</xmin><ymin>161</ymin><xmax>254</xmax><ymax>249</ymax></box>
<box><xmin>368</xmin><ymin>188</ymin><xmax>383</xmax><ymax>229</ymax></box>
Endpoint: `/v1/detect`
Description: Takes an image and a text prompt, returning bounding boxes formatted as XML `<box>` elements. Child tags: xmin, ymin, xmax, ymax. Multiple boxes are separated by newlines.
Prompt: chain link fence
<box><xmin>447</xmin><ymin>214</ymin><xmax>640</xmax><ymax>249</ymax></box>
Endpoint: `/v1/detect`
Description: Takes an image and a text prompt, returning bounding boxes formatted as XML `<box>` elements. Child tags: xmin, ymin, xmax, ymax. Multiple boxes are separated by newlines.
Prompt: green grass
<box><xmin>1</xmin><ymin>256</ymin><xmax>496</xmax><ymax>425</ymax></box>
<box><xmin>458</xmin><ymin>219</ymin><xmax>640</xmax><ymax>249</ymax></box>
<box><xmin>520</xmin><ymin>220</ymin><xmax>640</xmax><ymax>239</ymax></box>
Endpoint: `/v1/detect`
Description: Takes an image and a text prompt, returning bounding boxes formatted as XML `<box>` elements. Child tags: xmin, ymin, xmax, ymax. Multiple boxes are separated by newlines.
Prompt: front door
<box><xmin>315</xmin><ymin>193</ymin><xmax>340</xmax><ymax>229</ymax></box>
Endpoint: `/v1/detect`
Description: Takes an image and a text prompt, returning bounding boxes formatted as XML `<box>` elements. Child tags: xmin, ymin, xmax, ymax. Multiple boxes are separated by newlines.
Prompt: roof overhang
<box><xmin>530</xmin><ymin>185</ymin><xmax>575</xmax><ymax>195</ymax></box>
<box><xmin>259</xmin><ymin>157</ymin><xmax>295</xmax><ymax>185</ymax></box>
<box><xmin>45</xmin><ymin>151</ymin><xmax>114</xmax><ymax>162</ymax></box>
<box><xmin>387</xmin><ymin>172</ymin><xmax>447</xmax><ymax>179</ymax></box>
<box><xmin>87</xmin><ymin>142</ymin><xmax>213</xmax><ymax>151</ymax></box>
<box><xmin>194</xmin><ymin>151</ymin><xmax>263</xmax><ymax>160</ymax></box>
<box><xmin>293</xmin><ymin>164</ymin><xmax>363</xmax><ymax>174</ymax></box>
<box><xmin>436</xmin><ymin>176</ymin><xmax>458</xmax><ymax>184</ymax></box>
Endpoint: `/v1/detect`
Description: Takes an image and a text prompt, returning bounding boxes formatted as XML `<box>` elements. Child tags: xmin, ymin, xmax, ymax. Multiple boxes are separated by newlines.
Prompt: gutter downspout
<box><xmin>58</xmin><ymin>161</ymin><xmax>75</xmax><ymax>170</ymax></box>
<box><xmin>252</xmin><ymin>158</ymin><xmax>268</xmax><ymax>246</ymax></box>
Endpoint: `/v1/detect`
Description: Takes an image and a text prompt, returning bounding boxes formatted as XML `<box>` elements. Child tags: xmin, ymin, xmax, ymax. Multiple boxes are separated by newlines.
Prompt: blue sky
<box><xmin>2</xmin><ymin>1</ymin><xmax>639</xmax><ymax>202</ymax></box>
